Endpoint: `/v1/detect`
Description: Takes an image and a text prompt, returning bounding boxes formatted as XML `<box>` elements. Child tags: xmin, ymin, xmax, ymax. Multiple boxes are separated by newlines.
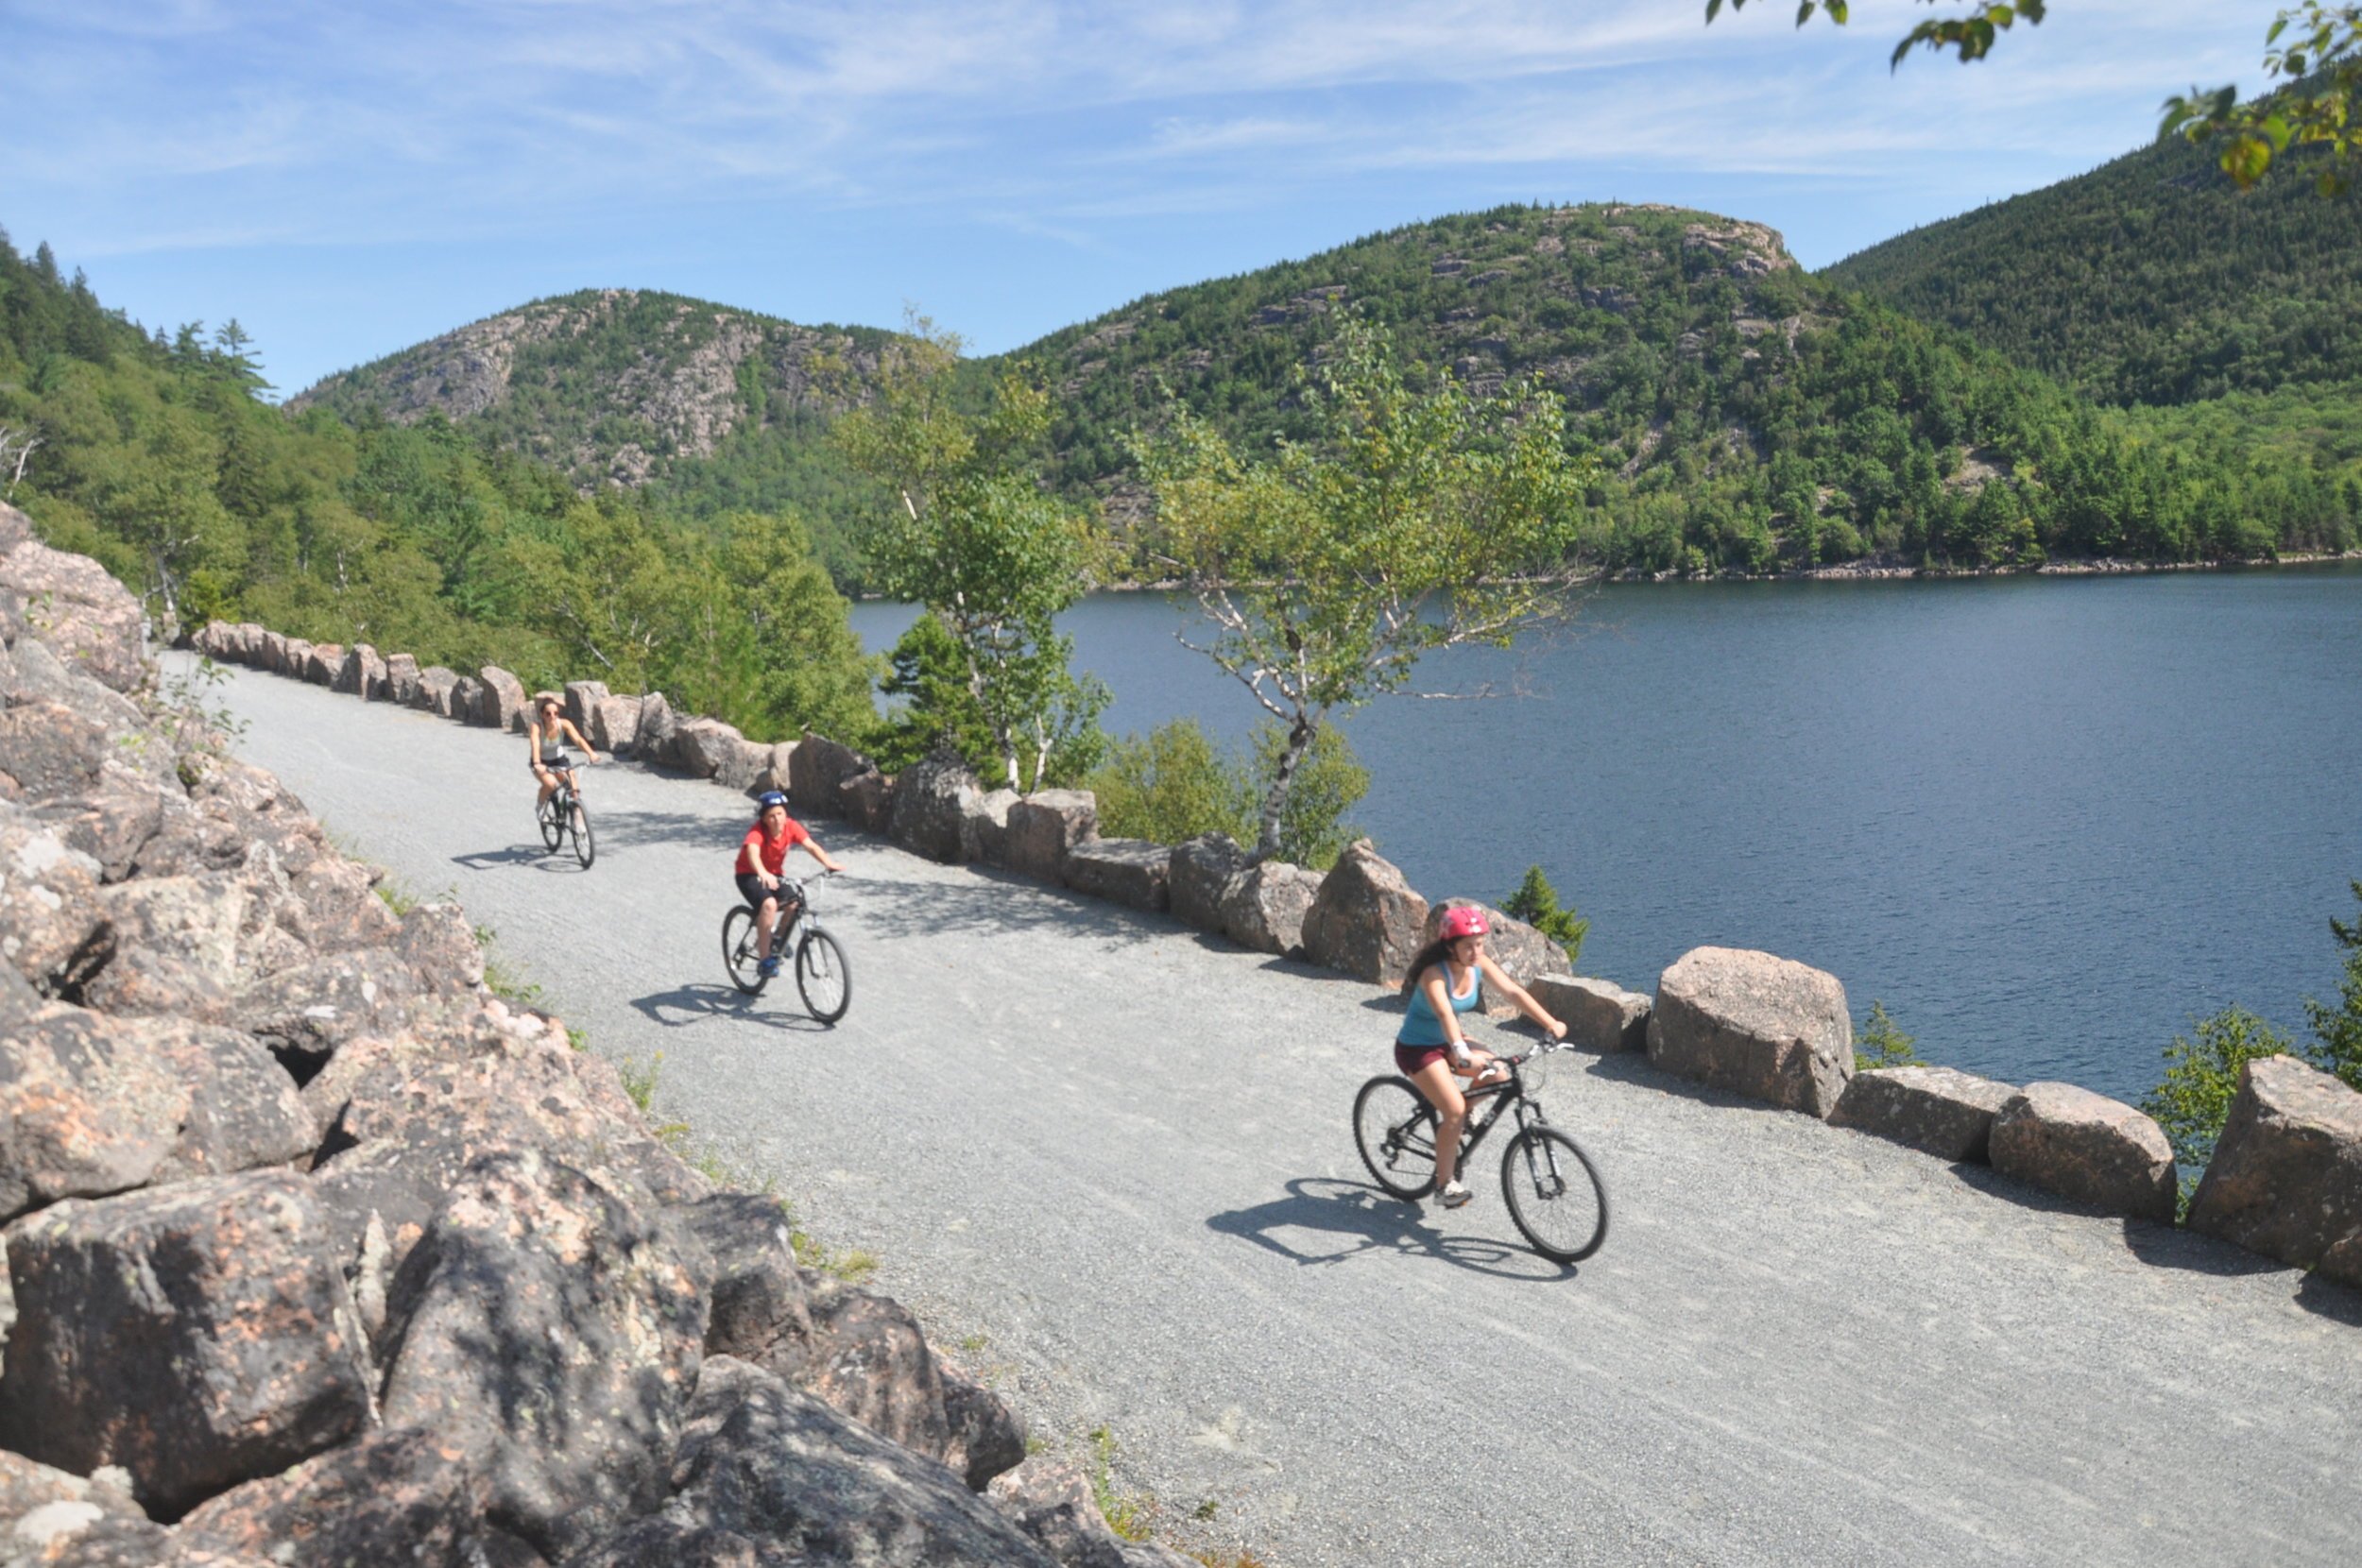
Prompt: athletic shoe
<box><xmin>1437</xmin><ymin>1180</ymin><xmax>1473</xmax><ymax>1209</ymax></box>
<box><xmin>757</xmin><ymin>955</ymin><xmax>781</xmax><ymax>977</ymax></box>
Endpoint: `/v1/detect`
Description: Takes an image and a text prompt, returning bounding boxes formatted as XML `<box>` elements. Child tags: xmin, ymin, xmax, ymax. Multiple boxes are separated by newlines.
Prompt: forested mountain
<box><xmin>295</xmin><ymin>203</ymin><xmax>2360</xmax><ymax>579</ymax></box>
<box><xmin>0</xmin><ymin>230</ymin><xmax>878</xmax><ymax>743</ymax></box>
<box><xmin>1824</xmin><ymin>133</ymin><xmax>2362</xmax><ymax>408</ymax></box>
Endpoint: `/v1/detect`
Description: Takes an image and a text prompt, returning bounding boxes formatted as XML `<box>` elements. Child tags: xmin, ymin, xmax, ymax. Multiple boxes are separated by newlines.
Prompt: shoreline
<box><xmin>980</xmin><ymin>549</ymin><xmax>2362</xmax><ymax>601</ymax></box>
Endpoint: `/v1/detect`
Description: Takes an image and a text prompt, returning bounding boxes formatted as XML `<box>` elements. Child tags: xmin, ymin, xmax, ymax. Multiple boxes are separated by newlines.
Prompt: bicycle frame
<box><xmin>1451</xmin><ymin>1063</ymin><xmax>1551</xmax><ymax>1164</ymax></box>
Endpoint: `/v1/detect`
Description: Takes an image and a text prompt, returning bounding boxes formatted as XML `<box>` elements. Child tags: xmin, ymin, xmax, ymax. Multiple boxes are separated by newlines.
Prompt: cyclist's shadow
<box><xmin>629</xmin><ymin>982</ymin><xmax>834</xmax><ymax>1034</ymax></box>
<box><xmin>1205</xmin><ymin>1176</ymin><xmax>1572</xmax><ymax>1280</ymax></box>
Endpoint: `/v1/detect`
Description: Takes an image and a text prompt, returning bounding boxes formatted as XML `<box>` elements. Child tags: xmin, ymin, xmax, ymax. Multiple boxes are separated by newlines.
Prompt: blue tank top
<box><xmin>1397</xmin><ymin>963</ymin><xmax>1481</xmax><ymax>1047</ymax></box>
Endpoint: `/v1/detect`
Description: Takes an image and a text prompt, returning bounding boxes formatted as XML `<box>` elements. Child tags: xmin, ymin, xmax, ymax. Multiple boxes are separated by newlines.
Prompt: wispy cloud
<box><xmin>0</xmin><ymin>0</ymin><xmax>2283</xmax><ymax>383</ymax></box>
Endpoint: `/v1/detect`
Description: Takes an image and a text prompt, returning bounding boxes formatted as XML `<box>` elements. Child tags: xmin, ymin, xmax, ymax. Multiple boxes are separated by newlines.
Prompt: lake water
<box><xmin>849</xmin><ymin>565</ymin><xmax>2362</xmax><ymax>1104</ymax></box>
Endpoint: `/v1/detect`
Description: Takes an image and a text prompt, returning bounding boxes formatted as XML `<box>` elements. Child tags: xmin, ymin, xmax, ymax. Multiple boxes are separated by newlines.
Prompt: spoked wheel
<box><xmin>1353</xmin><ymin>1075</ymin><xmax>1439</xmax><ymax>1201</ymax></box>
<box><xmin>722</xmin><ymin>907</ymin><xmax>768</xmax><ymax>996</ymax></box>
<box><xmin>1501</xmin><ymin>1126</ymin><xmax>1609</xmax><ymax>1263</ymax></box>
<box><xmin>536</xmin><ymin>794</ymin><xmax>564</xmax><ymax>852</ymax></box>
<box><xmin>569</xmin><ymin>799</ymin><xmax>595</xmax><ymax>869</ymax></box>
<box><xmin>796</xmin><ymin>928</ymin><xmax>851</xmax><ymax>1024</ymax></box>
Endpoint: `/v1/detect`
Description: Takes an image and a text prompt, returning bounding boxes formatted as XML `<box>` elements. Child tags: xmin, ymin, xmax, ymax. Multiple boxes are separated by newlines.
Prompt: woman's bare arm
<box><xmin>1478</xmin><ymin>952</ymin><xmax>1566</xmax><ymax>1038</ymax></box>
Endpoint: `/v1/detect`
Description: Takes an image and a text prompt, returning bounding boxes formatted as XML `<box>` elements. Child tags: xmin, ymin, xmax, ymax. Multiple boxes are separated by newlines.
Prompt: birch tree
<box><xmin>834</xmin><ymin>316</ymin><xmax>1102</xmax><ymax>791</ymax></box>
<box><xmin>1131</xmin><ymin>316</ymin><xmax>1593</xmax><ymax>860</ymax></box>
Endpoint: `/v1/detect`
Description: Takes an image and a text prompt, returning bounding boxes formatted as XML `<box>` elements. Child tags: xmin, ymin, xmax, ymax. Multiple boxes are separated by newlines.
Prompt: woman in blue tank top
<box><xmin>1395</xmin><ymin>904</ymin><xmax>1568</xmax><ymax>1208</ymax></box>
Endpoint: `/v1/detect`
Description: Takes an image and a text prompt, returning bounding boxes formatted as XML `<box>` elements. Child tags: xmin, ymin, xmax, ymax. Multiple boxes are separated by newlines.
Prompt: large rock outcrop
<box><xmin>0</xmin><ymin>1171</ymin><xmax>374</xmax><ymax>1516</ymax></box>
<box><xmin>0</xmin><ymin>535</ymin><xmax>1146</xmax><ymax>1563</ymax></box>
<box><xmin>1647</xmin><ymin>946</ymin><xmax>1853</xmax><ymax>1116</ymax></box>
<box><xmin>0</xmin><ymin>502</ymin><xmax>145</xmax><ymax>692</ymax></box>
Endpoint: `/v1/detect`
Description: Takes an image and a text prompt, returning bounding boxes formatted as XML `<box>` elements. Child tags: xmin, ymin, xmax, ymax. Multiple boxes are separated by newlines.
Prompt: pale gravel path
<box><xmin>185</xmin><ymin>654</ymin><xmax>2362</xmax><ymax>1568</ymax></box>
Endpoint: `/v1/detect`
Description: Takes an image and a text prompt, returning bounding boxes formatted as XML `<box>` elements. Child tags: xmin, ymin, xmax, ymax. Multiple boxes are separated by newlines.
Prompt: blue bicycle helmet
<box><xmin>757</xmin><ymin>790</ymin><xmax>790</xmax><ymax>811</ymax></box>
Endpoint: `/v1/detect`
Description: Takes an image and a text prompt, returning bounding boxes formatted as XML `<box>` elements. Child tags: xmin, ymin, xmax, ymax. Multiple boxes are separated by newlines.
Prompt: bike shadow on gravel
<box><xmin>627</xmin><ymin>981</ymin><xmax>835</xmax><ymax>1035</ymax></box>
<box><xmin>451</xmin><ymin>844</ymin><xmax>588</xmax><ymax>875</ymax></box>
<box><xmin>1206</xmin><ymin>1176</ymin><xmax>1578</xmax><ymax>1281</ymax></box>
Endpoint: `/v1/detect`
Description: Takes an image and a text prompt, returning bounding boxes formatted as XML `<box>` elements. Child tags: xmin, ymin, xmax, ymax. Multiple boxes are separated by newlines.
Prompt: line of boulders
<box><xmin>4</xmin><ymin>507</ymin><xmax>1191</xmax><ymax>1566</ymax></box>
<box><xmin>187</xmin><ymin>609</ymin><xmax>2362</xmax><ymax>1297</ymax></box>
<box><xmin>1528</xmin><ymin>946</ymin><xmax>2362</xmax><ymax>1287</ymax></box>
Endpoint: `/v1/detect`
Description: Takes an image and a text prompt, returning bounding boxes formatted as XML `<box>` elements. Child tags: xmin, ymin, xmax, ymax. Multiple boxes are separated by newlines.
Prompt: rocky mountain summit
<box><xmin>290</xmin><ymin>289</ymin><xmax>890</xmax><ymax>489</ymax></box>
<box><xmin>0</xmin><ymin>497</ymin><xmax>1191</xmax><ymax>1567</ymax></box>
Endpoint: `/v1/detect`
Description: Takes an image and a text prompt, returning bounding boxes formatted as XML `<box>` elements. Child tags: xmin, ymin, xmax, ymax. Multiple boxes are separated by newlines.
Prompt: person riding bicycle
<box><xmin>1395</xmin><ymin>904</ymin><xmax>1567</xmax><ymax>1208</ymax></box>
<box><xmin>528</xmin><ymin>694</ymin><xmax>600</xmax><ymax>812</ymax></box>
<box><xmin>737</xmin><ymin>791</ymin><xmax>847</xmax><ymax>976</ymax></box>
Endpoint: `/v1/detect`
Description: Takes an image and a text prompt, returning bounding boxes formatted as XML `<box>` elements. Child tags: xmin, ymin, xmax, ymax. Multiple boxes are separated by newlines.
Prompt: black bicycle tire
<box><xmin>571</xmin><ymin>800</ymin><xmax>595</xmax><ymax>869</ymax></box>
<box><xmin>1352</xmin><ymin>1075</ymin><xmax>1439</xmax><ymax>1201</ymax></box>
<box><xmin>1500</xmin><ymin>1126</ymin><xmax>1609</xmax><ymax>1263</ymax></box>
<box><xmin>722</xmin><ymin>906</ymin><xmax>766</xmax><ymax>995</ymax></box>
<box><xmin>796</xmin><ymin>927</ymin><xmax>851</xmax><ymax>1024</ymax></box>
<box><xmin>537</xmin><ymin>793</ymin><xmax>564</xmax><ymax>852</ymax></box>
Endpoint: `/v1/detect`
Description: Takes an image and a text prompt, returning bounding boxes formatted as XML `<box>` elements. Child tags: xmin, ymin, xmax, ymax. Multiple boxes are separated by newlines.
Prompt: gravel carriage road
<box><xmin>188</xmin><ymin>655</ymin><xmax>2362</xmax><ymax>1568</ymax></box>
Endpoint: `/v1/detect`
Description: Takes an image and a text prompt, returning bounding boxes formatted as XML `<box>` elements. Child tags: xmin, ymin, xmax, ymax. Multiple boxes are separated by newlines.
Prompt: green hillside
<box><xmin>292</xmin><ymin>203</ymin><xmax>2358</xmax><ymax>577</ymax></box>
<box><xmin>1823</xmin><ymin>135</ymin><xmax>2362</xmax><ymax>408</ymax></box>
<box><xmin>0</xmin><ymin>231</ymin><xmax>878</xmax><ymax>743</ymax></box>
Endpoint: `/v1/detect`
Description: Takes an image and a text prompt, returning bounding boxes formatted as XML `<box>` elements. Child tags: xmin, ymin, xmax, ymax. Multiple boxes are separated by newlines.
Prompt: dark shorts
<box><xmin>1395</xmin><ymin>1043</ymin><xmax>1452</xmax><ymax>1077</ymax></box>
<box><xmin>532</xmin><ymin>754</ymin><xmax>573</xmax><ymax>775</ymax></box>
<box><xmin>737</xmin><ymin>873</ymin><xmax>800</xmax><ymax>914</ymax></box>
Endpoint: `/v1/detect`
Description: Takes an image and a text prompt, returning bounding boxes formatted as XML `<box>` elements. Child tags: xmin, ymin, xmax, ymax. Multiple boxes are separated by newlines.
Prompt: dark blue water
<box><xmin>850</xmin><ymin>566</ymin><xmax>2362</xmax><ymax>1103</ymax></box>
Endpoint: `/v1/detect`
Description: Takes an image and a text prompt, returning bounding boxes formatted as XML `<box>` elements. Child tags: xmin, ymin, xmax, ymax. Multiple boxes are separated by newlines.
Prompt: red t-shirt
<box><xmin>735</xmin><ymin>818</ymin><xmax>811</xmax><ymax>877</ymax></box>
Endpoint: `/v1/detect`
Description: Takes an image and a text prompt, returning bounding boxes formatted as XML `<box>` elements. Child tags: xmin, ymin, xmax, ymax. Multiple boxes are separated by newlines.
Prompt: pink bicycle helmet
<box><xmin>1438</xmin><ymin>905</ymin><xmax>1490</xmax><ymax>940</ymax></box>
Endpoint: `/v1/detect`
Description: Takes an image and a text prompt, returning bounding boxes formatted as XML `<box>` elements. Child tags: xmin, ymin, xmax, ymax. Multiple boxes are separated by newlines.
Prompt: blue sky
<box><xmin>3</xmin><ymin>1</ymin><xmax>2271</xmax><ymax>397</ymax></box>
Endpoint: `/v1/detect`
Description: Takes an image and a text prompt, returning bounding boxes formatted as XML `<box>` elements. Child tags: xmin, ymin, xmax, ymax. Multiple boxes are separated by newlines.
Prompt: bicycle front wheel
<box><xmin>1352</xmin><ymin>1075</ymin><xmax>1438</xmax><ymax>1201</ymax></box>
<box><xmin>1501</xmin><ymin>1126</ymin><xmax>1609</xmax><ymax>1263</ymax></box>
<box><xmin>570</xmin><ymin>800</ymin><xmax>595</xmax><ymax>869</ymax></box>
<box><xmin>796</xmin><ymin>928</ymin><xmax>851</xmax><ymax>1024</ymax></box>
<box><xmin>537</xmin><ymin>794</ymin><xmax>563</xmax><ymax>851</ymax></box>
<box><xmin>722</xmin><ymin>906</ymin><xmax>766</xmax><ymax>995</ymax></box>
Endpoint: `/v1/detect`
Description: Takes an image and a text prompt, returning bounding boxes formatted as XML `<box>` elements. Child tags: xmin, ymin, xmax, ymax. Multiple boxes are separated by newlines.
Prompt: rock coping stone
<box><xmin>1221</xmin><ymin>860</ymin><xmax>1323</xmax><ymax>957</ymax></box>
<box><xmin>1831</xmin><ymin>1065</ymin><xmax>2017</xmax><ymax>1163</ymax></box>
<box><xmin>1648</xmin><ymin>946</ymin><xmax>1854</xmax><ymax>1117</ymax></box>
<box><xmin>1530</xmin><ymin>976</ymin><xmax>1652</xmax><ymax>1054</ymax></box>
<box><xmin>789</xmin><ymin>731</ymin><xmax>868</xmax><ymax>817</ymax></box>
<box><xmin>1169</xmin><ymin>832</ymin><xmax>1247</xmax><ymax>935</ymax></box>
<box><xmin>1990</xmin><ymin>1082</ymin><xmax>2177</xmax><ymax>1223</ymax></box>
<box><xmin>889</xmin><ymin>755</ymin><xmax>982</xmax><ymax>864</ymax></box>
<box><xmin>962</xmin><ymin>788</ymin><xmax>1020</xmax><ymax>866</ymax></box>
<box><xmin>474</xmin><ymin>666</ymin><xmax>527</xmax><ymax>732</ymax></box>
<box><xmin>1004</xmin><ymin>791</ymin><xmax>1098</xmax><ymax>885</ymax></box>
<box><xmin>2186</xmin><ymin>1054</ymin><xmax>2362</xmax><ymax>1285</ymax></box>
<box><xmin>1300</xmin><ymin>840</ymin><xmax>1429</xmax><ymax>984</ymax></box>
<box><xmin>1064</xmin><ymin>838</ymin><xmax>1172</xmax><ymax>913</ymax></box>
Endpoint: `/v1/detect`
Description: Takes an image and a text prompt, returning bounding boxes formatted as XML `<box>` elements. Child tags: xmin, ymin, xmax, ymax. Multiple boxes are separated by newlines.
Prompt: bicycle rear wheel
<box><xmin>796</xmin><ymin>928</ymin><xmax>851</xmax><ymax>1024</ymax></box>
<box><xmin>722</xmin><ymin>907</ymin><xmax>766</xmax><ymax>995</ymax></box>
<box><xmin>537</xmin><ymin>794</ymin><xmax>564</xmax><ymax>851</ymax></box>
<box><xmin>1501</xmin><ymin>1126</ymin><xmax>1609</xmax><ymax>1263</ymax></box>
<box><xmin>570</xmin><ymin>799</ymin><xmax>595</xmax><ymax>869</ymax></box>
<box><xmin>1352</xmin><ymin>1076</ymin><xmax>1438</xmax><ymax>1201</ymax></box>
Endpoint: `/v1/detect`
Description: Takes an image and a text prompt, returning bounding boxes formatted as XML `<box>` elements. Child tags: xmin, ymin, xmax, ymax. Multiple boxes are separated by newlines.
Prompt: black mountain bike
<box><xmin>1352</xmin><ymin>1040</ymin><xmax>1609</xmax><ymax>1264</ymax></box>
<box><xmin>536</xmin><ymin>767</ymin><xmax>594</xmax><ymax>869</ymax></box>
<box><xmin>722</xmin><ymin>873</ymin><xmax>851</xmax><ymax>1023</ymax></box>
